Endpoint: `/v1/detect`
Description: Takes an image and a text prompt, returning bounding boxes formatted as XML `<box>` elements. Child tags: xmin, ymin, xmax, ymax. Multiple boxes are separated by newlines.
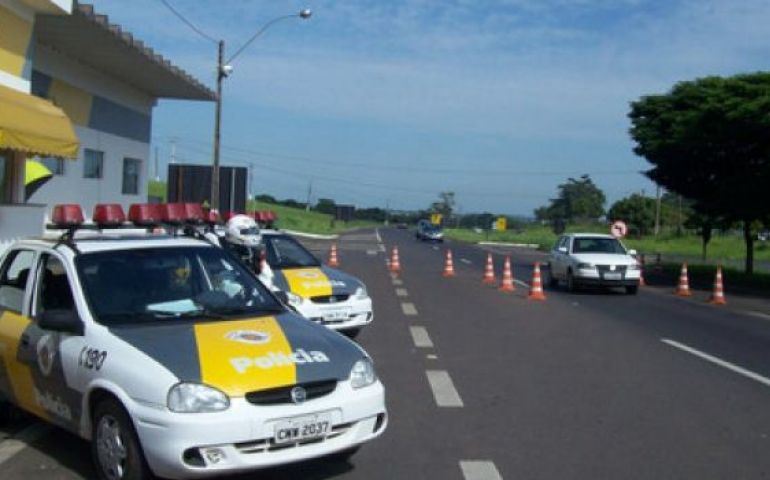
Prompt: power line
<box><xmin>159</xmin><ymin>136</ymin><xmax>641</xmax><ymax>177</ymax></box>
<box><xmin>156</xmin><ymin>0</ymin><xmax>218</xmax><ymax>44</ymax></box>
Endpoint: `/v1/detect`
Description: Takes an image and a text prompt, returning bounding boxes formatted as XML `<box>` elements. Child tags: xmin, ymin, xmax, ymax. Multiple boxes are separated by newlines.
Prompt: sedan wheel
<box><xmin>566</xmin><ymin>270</ymin><xmax>576</xmax><ymax>292</ymax></box>
<box><xmin>92</xmin><ymin>399</ymin><xmax>151</xmax><ymax>480</ymax></box>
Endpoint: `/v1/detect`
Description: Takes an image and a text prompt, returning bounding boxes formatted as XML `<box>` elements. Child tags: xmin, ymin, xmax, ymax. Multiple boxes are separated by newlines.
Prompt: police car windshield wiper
<box><xmin>150</xmin><ymin>308</ymin><xmax>228</xmax><ymax>320</ymax></box>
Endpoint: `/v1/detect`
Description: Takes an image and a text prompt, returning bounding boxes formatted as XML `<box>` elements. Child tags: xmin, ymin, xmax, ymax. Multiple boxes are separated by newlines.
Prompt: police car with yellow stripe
<box><xmin>256</xmin><ymin>231</ymin><xmax>374</xmax><ymax>338</ymax></box>
<box><xmin>0</xmin><ymin>203</ymin><xmax>387</xmax><ymax>480</ymax></box>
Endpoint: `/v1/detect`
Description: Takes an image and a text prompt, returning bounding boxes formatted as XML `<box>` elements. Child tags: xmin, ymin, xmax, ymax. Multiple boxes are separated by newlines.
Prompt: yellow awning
<box><xmin>0</xmin><ymin>83</ymin><xmax>79</xmax><ymax>158</ymax></box>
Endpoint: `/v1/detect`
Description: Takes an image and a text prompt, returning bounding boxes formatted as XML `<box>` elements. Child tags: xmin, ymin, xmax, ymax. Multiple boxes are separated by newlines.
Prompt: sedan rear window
<box><xmin>572</xmin><ymin>238</ymin><xmax>626</xmax><ymax>254</ymax></box>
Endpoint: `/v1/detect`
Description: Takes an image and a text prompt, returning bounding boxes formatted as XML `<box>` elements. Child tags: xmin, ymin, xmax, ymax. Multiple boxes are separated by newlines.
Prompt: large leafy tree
<box><xmin>534</xmin><ymin>175</ymin><xmax>606</xmax><ymax>223</ymax></box>
<box><xmin>629</xmin><ymin>73</ymin><xmax>770</xmax><ymax>273</ymax></box>
<box><xmin>608</xmin><ymin>194</ymin><xmax>656</xmax><ymax>236</ymax></box>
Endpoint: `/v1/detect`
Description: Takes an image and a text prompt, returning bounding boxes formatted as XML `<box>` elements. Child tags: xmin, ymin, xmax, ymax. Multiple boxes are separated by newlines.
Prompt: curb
<box><xmin>477</xmin><ymin>241</ymin><xmax>541</xmax><ymax>249</ymax></box>
<box><xmin>284</xmin><ymin>229</ymin><xmax>339</xmax><ymax>240</ymax></box>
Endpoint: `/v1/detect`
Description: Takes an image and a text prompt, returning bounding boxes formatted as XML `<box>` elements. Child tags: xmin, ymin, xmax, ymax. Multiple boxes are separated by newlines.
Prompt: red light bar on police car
<box><xmin>51</xmin><ymin>204</ymin><xmax>84</xmax><ymax>228</ymax></box>
<box><xmin>128</xmin><ymin>203</ymin><xmax>163</xmax><ymax>226</ymax></box>
<box><xmin>160</xmin><ymin>203</ymin><xmax>186</xmax><ymax>225</ymax></box>
<box><xmin>93</xmin><ymin>204</ymin><xmax>126</xmax><ymax>228</ymax></box>
<box><xmin>183</xmin><ymin>203</ymin><xmax>204</xmax><ymax>224</ymax></box>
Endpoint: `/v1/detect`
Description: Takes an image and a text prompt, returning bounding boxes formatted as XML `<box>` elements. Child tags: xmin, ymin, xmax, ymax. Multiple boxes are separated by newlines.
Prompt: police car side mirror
<box><xmin>627</xmin><ymin>249</ymin><xmax>638</xmax><ymax>256</ymax></box>
<box><xmin>558</xmin><ymin>246</ymin><xmax>568</xmax><ymax>253</ymax></box>
<box><xmin>39</xmin><ymin>309</ymin><xmax>84</xmax><ymax>336</ymax></box>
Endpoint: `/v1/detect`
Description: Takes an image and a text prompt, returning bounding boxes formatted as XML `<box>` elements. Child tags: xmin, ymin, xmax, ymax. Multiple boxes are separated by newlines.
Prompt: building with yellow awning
<box><xmin>0</xmin><ymin>0</ymin><xmax>213</xmax><ymax>248</ymax></box>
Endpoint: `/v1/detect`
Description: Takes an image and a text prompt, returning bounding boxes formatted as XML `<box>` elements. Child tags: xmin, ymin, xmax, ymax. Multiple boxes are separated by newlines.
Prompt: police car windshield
<box><xmin>76</xmin><ymin>247</ymin><xmax>283</xmax><ymax>326</ymax></box>
<box><xmin>265</xmin><ymin>236</ymin><xmax>320</xmax><ymax>269</ymax></box>
<box><xmin>572</xmin><ymin>238</ymin><xmax>627</xmax><ymax>254</ymax></box>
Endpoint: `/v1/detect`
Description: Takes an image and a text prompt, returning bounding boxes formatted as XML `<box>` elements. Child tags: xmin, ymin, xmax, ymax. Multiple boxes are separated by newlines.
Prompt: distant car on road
<box><xmin>548</xmin><ymin>233</ymin><xmax>641</xmax><ymax>294</ymax></box>
<box><xmin>415</xmin><ymin>220</ymin><xmax>444</xmax><ymax>242</ymax></box>
<box><xmin>396</xmin><ymin>222</ymin><xmax>408</xmax><ymax>229</ymax></box>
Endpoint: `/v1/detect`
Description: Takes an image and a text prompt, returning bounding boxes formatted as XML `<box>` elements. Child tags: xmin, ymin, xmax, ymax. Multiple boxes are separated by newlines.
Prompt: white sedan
<box><xmin>548</xmin><ymin>233</ymin><xmax>641</xmax><ymax>294</ymax></box>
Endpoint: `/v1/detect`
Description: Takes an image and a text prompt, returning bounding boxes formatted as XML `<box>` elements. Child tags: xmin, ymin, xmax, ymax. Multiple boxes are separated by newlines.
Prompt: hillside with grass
<box><xmin>249</xmin><ymin>201</ymin><xmax>378</xmax><ymax>235</ymax></box>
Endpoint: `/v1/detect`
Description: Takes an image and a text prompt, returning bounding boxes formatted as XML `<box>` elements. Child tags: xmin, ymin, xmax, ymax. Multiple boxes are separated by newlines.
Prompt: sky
<box><xmin>90</xmin><ymin>0</ymin><xmax>770</xmax><ymax>216</ymax></box>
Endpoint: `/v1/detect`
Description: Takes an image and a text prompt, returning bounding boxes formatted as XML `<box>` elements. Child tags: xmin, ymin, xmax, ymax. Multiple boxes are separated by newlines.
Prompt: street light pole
<box><xmin>209</xmin><ymin>9</ymin><xmax>311</xmax><ymax>212</ymax></box>
<box><xmin>212</xmin><ymin>39</ymin><xmax>224</xmax><ymax>211</ymax></box>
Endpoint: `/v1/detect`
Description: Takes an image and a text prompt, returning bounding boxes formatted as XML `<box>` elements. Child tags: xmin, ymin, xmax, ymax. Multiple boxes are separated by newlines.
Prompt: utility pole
<box><xmin>385</xmin><ymin>199</ymin><xmax>390</xmax><ymax>225</ymax></box>
<box><xmin>154</xmin><ymin>146</ymin><xmax>159</xmax><ymax>181</ymax></box>
<box><xmin>677</xmin><ymin>194</ymin><xmax>683</xmax><ymax>236</ymax></box>
<box><xmin>211</xmin><ymin>39</ymin><xmax>225</xmax><ymax>211</ymax></box>
<box><xmin>170</xmin><ymin>138</ymin><xmax>177</xmax><ymax>165</ymax></box>
<box><xmin>305</xmin><ymin>179</ymin><xmax>313</xmax><ymax>211</ymax></box>
<box><xmin>654</xmin><ymin>185</ymin><xmax>661</xmax><ymax>237</ymax></box>
<box><xmin>247</xmin><ymin>162</ymin><xmax>254</xmax><ymax>201</ymax></box>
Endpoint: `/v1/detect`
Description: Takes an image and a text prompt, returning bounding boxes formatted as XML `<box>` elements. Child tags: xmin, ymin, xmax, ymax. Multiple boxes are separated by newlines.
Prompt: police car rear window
<box><xmin>75</xmin><ymin>247</ymin><xmax>282</xmax><ymax>325</ymax></box>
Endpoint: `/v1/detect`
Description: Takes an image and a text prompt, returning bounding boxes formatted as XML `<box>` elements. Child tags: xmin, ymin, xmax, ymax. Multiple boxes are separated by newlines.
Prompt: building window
<box><xmin>122</xmin><ymin>158</ymin><xmax>141</xmax><ymax>195</ymax></box>
<box><xmin>83</xmin><ymin>149</ymin><xmax>104</xmax><ymax>179</ymax></box>
<box><xmin>40</xmin><ymin>157</ymin><xmax>65</xmax><ymax>175</ymax></box>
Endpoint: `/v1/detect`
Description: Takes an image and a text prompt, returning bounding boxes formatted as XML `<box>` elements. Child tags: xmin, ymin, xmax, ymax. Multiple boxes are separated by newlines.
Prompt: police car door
<box><xmin>0</xmin><ymin>248</ymin><xmax>37</xmax><ymax>409</ymax></box>
<box><xmin>21</xmin><ymin>252</ymin><xmax>86</xmax><ymax>432</ymax></box>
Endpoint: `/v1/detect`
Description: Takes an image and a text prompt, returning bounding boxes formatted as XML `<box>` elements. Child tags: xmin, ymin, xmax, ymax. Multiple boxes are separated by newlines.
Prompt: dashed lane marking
<box><xmin>410</xmin><ymin>326</ymin><xmax>434</xmax><ymax>348</ymax></box>
<box><xmin>395</xmin><ymin>288</ymin><xmax>408</xmax><ymax>297</ymax></box>
<box><xmin>432</xmin><ymin>246</ymin><xmax>439</xmax><ymax>251</ymax></box>
<box><xmin>514</xmin><ymin>279</ymin><xmax>529</xmax><ymax>288</ymax></box>
<box><xmin>460</xmin><ymin>460</ymin><xmax>503</xmax><ymax>480</ymax></box>
<box><xmin>460</xmin><ymin>258</ymin><xmax>472</xmax><ymax>265</ymax></box>
<box><xmin>426</xmin><ymin>370</ymin><xmax>464</xmax><ymax>407</ymax></box>
<box><xmin>744</xmin><ymin>310</ymin><xmax>770</xmax><ymax>321</ymax></box>
<box><xmin>401</xmin><ymin>302</ymin><xmax>418</xmax><ymax>316</ymax></box>
<box><xmin>427</xmin><ymin>354</ymin><xmax>438</xmax><ymax>360</ymax></box>
<box><xmin>392</xmin><ymin>278</ymin><xmax>403</xmax><ymax>286</ymax></box>
<box><xmin>367</xmin><ymin>250</ymin><xmax>377</xmax><ymax>256</ymax></box>
<box><xmin>0</xmin><ymin>423</ymin><xmax>52</xmax><ymax>466</ymax></box>
<box><xmin>375</xmin><ymin>228</ymin><xmax>382</xmax><ymax>243</ymax></box>
<box><xmin>662</xmin><ymin>338</ymin><xmax>770</xmax><ymax>388</ymax></box>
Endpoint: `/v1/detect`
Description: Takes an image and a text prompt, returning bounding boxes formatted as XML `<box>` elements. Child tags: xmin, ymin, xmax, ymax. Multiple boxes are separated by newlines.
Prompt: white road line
<box><xmin>379</xmin><ymin>244</ymin><xmax>386</xmax><ymax>252</ymax></box>
<box><xmin>0</xmin><ymin>423</ymin><xmax>52</xmax><ymax>466</ymax></box>
<box><xmin>392</xmin><ymin>278</ymin><xmax>403</xmax><ymax>286</ymax></box>
<box><xmin>432</xmin><ymin>246</ymin><xmax>439</xmax><ymax>251</ymax></box>
<box><xmin>410</xmin><ymin>326</ymin><xmax>434</xmax><ymax>348</ymax></box>
<box><xmin>460</xmin><ymin>258</ymin><xmax>472</xmax><ymax>265</ymax></box>
<box><xmin>744</xmin><ymin>310</ymin><xmax>770</xmax><ymax>321</ymax></box>
<box><xmin>395</xmin><ymin>288</ymin><xmax>408</xmax><ymax>297</ymax></box>
<box><xmin>401</xmin><ymin>302</ymin><xmax>418</xmax><ymax>316</ymax></box>
<box><xmin>514</xmin><ymin>279</ymin><xmax>530</xmax><ymax>288</ymax></box>
<box><xmin>426</xmin><ymin>354</ymin><xmax>438</xmax><ymax>360</ymax></box>
<box><xmin>366</xmin><ymin>249</ymin><xmax>377</xmax><ymax>256</ymax></box>
<box><xmin>661</xmin><ymin>338</ymin><xmax>770</xmax><ymax>388</ymax></box>
<box><xmin>426</xmin><ymin>370</ymin><xmax>464</xmax><ymax>407</ymax></box>
<box><xmin>375</xmin><ymin>228</ymin><xmax>382</xmax><ymax>243</ymax></box>
<box><xmin>460</xmin><ymin>460</ymin><xmax>503</xmax><ymax>480</ymax></box>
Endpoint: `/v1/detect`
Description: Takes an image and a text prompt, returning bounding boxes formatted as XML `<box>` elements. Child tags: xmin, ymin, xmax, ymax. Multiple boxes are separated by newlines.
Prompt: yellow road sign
<box><xmin>431</xmin><ymin>213</ymin><xmax>443</xmax><ymax>225</ymax></box>
<box><xmin>495</xmin><ymin>217</ymin><xmax>507</xmax><ymax>231</ymax></box>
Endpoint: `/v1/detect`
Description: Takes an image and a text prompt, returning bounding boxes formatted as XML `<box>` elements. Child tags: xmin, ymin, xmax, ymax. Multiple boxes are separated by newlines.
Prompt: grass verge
<box><xmin>250</xmin><ymin>201</ymin><xmax>378</xmax><ymax>235</ymax></box>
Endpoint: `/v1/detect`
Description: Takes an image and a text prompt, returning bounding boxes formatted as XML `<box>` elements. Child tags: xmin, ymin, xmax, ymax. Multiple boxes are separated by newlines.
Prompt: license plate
<box><xmin>322</xmin><ymin>308</ymin><xmax>350</xmax><ymax>321</ymax></box>
<box><xmin>604</xmin><ymin>272</ymin><xmax>622</xmax><ymax>280</ymax></box>
<box><xmin>274</xmin><ymin>413</ymin><xmax>332</xmax><ymax>444</ymax></box>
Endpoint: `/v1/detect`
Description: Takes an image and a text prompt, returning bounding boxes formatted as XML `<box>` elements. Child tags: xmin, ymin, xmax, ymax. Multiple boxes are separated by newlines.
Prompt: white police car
<box><xmin>255</xmin><ymin>231</ymin><xmax>374</xmax><ymax>338</ymax></box>
<box><xmin>0</xmin><ymin>203</ymin><xmax>387</xmax><ymax>480</ymax></box>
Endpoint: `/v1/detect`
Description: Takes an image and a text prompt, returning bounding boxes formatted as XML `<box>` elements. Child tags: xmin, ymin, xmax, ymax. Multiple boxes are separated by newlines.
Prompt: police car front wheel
<box><xmin>92</xmin><ymin>399</ymin><xmax>152</xmax><ymax>480</ymax></box>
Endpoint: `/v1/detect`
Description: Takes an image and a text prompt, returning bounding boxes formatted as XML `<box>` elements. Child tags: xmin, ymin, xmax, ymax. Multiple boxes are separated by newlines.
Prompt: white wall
<box><xmin>28</xmin><ymin>125</ymin><xmax>148</xmax><ymax>217</ymax></box>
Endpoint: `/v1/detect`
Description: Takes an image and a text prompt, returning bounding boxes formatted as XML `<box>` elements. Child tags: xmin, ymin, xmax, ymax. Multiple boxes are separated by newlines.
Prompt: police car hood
<box><xmin>110</xmin><ymin>312</ymin><xmax>364</xmax><ymax>396</ymax></box>
<box><xmin>272</xmin><ymin>266</ymin><xmax>363</xmax><ymax>299</ymax></box>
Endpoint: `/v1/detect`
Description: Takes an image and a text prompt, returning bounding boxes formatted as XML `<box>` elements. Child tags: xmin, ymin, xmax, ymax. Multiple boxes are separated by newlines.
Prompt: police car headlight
<box><xmin>577</xmin><ymin>262</ymin><xmax>595</xmax><ymax>270</ymax></box>
<box><xmin>350</xmin><ymin>358</ymin><xmax>376</xmax><ymax>389</ymax></box>
<box><xmin>354</xmin><ymin>286</ymin><xmax>368</xmax><ymax>300</ymax></box>
<box><xmin>286</xmin><ymin>291</ymin><xmax>304</xmax><ymax>306</ymax></box>
<box><xmin>168</xmin><ymin>383</ymin><xmax>230</xmax><ymax>413</ymax></box>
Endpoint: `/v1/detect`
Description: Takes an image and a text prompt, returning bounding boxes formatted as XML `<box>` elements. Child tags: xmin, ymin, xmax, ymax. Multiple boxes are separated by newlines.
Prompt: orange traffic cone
<box><xmin>528</xmin><ymin>262</ymin><xmax>547</xmax><ymax>301</ymax></box>
<box><xmin>482</xmin><ymin>253</ymin><xmax>497</xmax><ymax>285</ymax></box>
<box><xmin>389</xmin><ymin>247</ymin><xmax>401</xmax><ymax>274</ymax></box>
<box><xmin>709</xmin><ymin>265</ymin><xmax>727</xmax><ymax>305</ymax></box>
<box><xmin>328</xmin><ymin>243</ymin><xmax>340</xmax><ymax>267</ymax></box>
<box><xmin>638</xmin><ymin>255</ymin><xmax>646</xmax><ymax>287</ymax></box>
<box><xmin>442</xmin><ymin>249</ymin><xmax>456</xmax><ymax>277</ymax></box>
<box><xmin>499</xmin><ymin>256</ymin><xmax>515</xmax><ymax>292</ymax></box>
<box><xmin>675</xmin><ymin>263</ymin><xmax>692</xmax><ymax>297</ymax></box>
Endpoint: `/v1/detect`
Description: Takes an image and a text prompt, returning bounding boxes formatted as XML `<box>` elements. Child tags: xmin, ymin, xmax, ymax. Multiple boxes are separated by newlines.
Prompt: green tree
<box><xmin>534</xmin><ymin>175</ymin><xmax>606</xmax><ymax>223</ymax></box>
<box><xmin>430</xmin><ymin>191</ymin><xmax>456</xmax><ymax>217</ymax></box>
<box><xmin>315</xmin><ymin>198</ymin><xmax>336</xmax><ymax>215</ymax></box>
<box><xmin>608</xmin><ymin>194</ymin><xmax>656</xmax><ymax>236</ymax></box>
<box><xmin>629</xmin><ymin>72</ymin><xmax>770</xmax><ymax>273</ymax></box>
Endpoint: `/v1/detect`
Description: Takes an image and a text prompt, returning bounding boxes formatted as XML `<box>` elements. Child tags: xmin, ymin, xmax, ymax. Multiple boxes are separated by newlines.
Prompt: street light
<box><xmin>210</xmin><ymin>9</ymin><xmax>312</xmax><ymax>211</ymax></box>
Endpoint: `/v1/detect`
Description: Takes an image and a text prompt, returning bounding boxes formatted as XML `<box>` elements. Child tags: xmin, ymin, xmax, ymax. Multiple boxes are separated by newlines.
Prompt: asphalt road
<box><xmin>2</xmin><ymin>227</ymin><xmax>770</xmax><ymax>479</ymax></box>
